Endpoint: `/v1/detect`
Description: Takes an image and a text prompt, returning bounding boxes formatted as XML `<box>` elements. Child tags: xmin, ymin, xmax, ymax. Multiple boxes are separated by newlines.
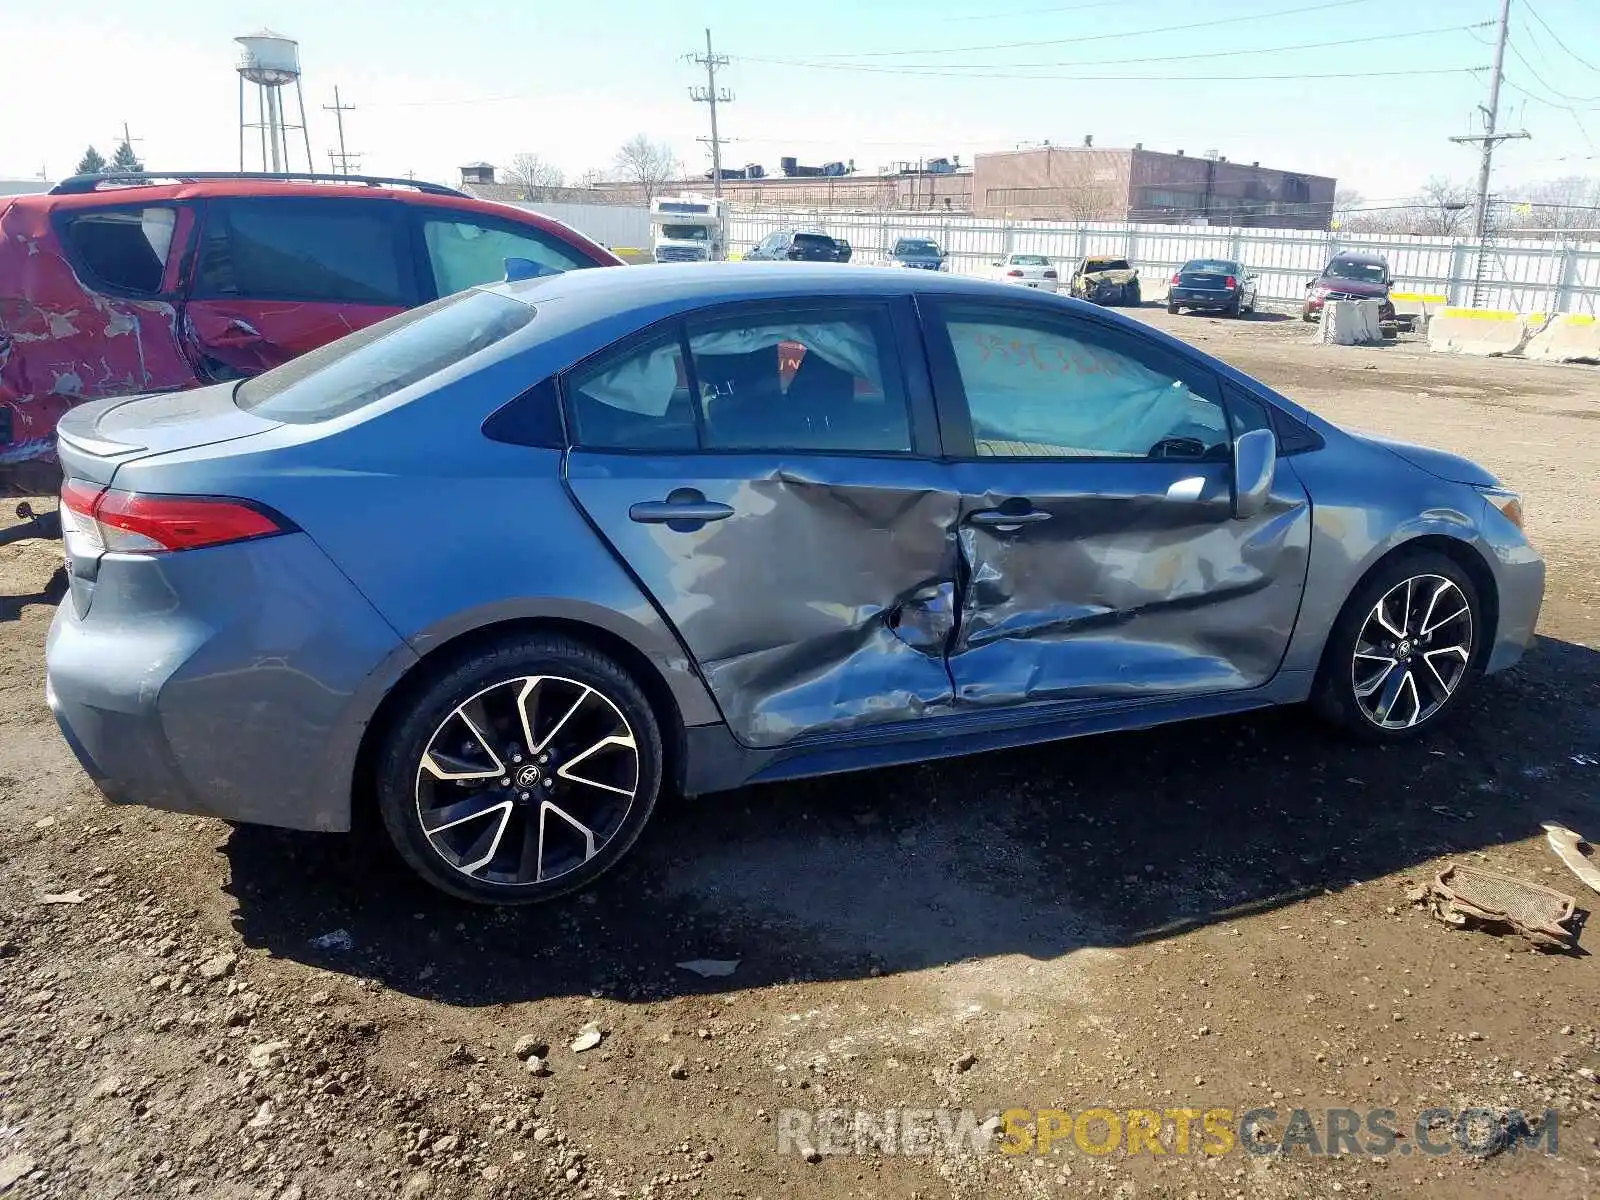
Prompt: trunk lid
<box><xmin>1179</xmin><ymin>269</ymin><xmax>1231</xmax><ymax>288</ymax></box>
<box><xmin>56</xmin><ymin>382</ymin><xmax>281</xmax><ymax>486</ymax></box>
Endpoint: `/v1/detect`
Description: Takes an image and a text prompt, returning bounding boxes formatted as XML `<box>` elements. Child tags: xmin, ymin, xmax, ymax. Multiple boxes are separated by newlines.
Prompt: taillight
<box><xmin>58</xmin><ymin>481</ymin><xmax>290</xmax><ymax>554</ymax></box>
<box><xmin>1006</xmin><ymin>269</ymin><xmax>1024</xmax><ymax>277</ymax></box>
<box><xmin>1225</xmin><ymin>275</ymin><xmax>1237</xmax><ymax>288</ymax></box>
<box><xmin>1042</xmin><ymin>269</ymin><xmax>1058</xmax><ymax>279</ymax></box>
<box><xmin>1170</xmin><ymin>272</ymin><xmax>1181</xmax><ymax>284</ymax></box>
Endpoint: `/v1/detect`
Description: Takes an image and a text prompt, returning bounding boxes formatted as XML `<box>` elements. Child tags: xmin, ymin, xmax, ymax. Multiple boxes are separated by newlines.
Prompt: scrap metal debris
<box><xmin>39</xmin><ymin>890</ymin><xmax>86</xmax><ymax>905</ymax></box>
<box><xmin>1407</xmin><ymin>862</ymin><xmax>1579</xmax><ymax>952</ymax></box>
<box><xmin>570</xmin><ymin>1021</ymin><xmax>604</xmax><ymax>1053</ymax></box>
<box><xmin>1542</xmin><ymin>822</ymin><xmax>1600</xmax><ymax>896</ymax></box>
<box><xmin>676</xmin><ymin>959</ymin><xmax>740</xmax><ymax>978</ymax></box>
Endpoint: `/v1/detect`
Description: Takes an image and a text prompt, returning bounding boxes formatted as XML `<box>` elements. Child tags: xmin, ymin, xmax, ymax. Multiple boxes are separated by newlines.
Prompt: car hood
<box><xmin>1315</xmin><ymin>277</ymin><xmax>1388</xmax><ymax>297</ymax></box>
<box><xmin>1353</xmin><ymin>431</ymin><xmax>1499</xmax><ymax>486</ymax></box>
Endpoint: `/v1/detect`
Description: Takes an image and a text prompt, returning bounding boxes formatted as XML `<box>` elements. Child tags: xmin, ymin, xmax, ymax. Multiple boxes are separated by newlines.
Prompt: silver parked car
<box><xmin>45</xmin><ymin>264</ymin><xmax>1544</xmax><ymax>905</ymax></box>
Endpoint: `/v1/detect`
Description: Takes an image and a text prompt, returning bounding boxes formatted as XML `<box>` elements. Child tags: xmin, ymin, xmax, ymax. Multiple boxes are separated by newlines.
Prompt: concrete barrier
<box><xmin>1427</xmin><ymin>308</ymin><xmax>1546</xmax><ymax>357</ymax></box>
<box><xmin>1316</xmin><ymin>299</ymin><xmax>1384</xmax><ymax>345</ymax></box>
<box><xmin>1524</xmin><ymin>313</ymin><xmax>1600</xmax><ymax>365</ymax></box>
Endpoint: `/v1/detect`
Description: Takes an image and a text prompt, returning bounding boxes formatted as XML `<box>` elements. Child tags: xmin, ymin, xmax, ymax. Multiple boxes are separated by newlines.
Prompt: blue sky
<box><xmin>2</xmin><ymin>0</ymin><xmax>1596</xmax><ymax>199</ymax></box>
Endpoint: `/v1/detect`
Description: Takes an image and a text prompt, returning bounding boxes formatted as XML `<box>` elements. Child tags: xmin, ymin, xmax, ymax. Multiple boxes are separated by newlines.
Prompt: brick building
<box><xmin>971</xmin><ymin>146</ymin><xmax>1336</xmax><ymax>229</ymax></box>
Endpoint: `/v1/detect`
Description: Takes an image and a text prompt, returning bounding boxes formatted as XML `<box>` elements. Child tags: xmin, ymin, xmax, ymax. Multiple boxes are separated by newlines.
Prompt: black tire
<box><xmin>1167</xmin><ymin>303</ymin><xmax>1180</xmax><ymax>315</ymax></box>
<box><xmin>375</xmin><ymin>634</ymin><xmax>664</xmax><ymax>905</ymax></box>
<box><xmin>1225</xmin><ymin>297</ymin><xmax>1242</xmax><ymax>318</ymax></box>
<box><xmin>1313</xmin><ymin>551</ymin><xmax>1483</xmax><ymax>742</ymax></box>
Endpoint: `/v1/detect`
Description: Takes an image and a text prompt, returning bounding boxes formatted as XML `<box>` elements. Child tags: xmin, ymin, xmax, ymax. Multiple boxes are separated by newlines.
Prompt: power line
<box><xmin>947</xmin><ymin>0</ymin><xmax>1128</xmax><ymax>22</ymax></box>
<box><xmin>1522</xmin><ymin>0</ymin><xmax>1600</xmax><ymax>75</ymax></box>
<box><xmin>323</xmin><ymin>87</ymin><xmax>359</xmax><ymax>176</ymax></box>
<box><xmin>1450</xmin><ymin>0</ymin><xmax>1527</xmax><ymax>243</ymax></box>
<box><xmin>1507</xmin><ymin>30</ymin><xmax>1600</xmax><ymax>104</ymax></box>
<box><xmin>737</xmin><ymin>22</ymin><xmax>1487</xmax><ymax>74</ymax></box>
<box><xmin>801</xmin><ymin>0</ymin><xmax>1378</xmax><ymax>60</ymax></box>
<box><xmin>721</xmin><ymin>63</ymin><xmax>1480</xmax><ymax>82</ymax></box>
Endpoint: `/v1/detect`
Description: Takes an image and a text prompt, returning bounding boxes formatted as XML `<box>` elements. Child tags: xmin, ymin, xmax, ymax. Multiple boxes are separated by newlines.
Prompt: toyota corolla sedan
<box><xmin>45</xmin><ymin>264</ymin><xmax>1544</xmax><ymax>906</ymax></box>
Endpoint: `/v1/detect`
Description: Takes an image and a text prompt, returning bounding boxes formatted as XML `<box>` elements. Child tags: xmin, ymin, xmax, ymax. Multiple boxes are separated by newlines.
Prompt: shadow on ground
<box><xmin>0</xmin><ymin>565</ymin><xmax>65</xmax><ymax>623</ymax></box>
<box><xmin>228</xmin><ymin>636</ymin><xmax>1600</xmax><ymax>1005</ymax></box>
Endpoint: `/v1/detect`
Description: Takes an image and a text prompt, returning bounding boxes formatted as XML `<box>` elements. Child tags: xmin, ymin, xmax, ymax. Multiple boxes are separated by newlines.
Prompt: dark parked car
<box><xmin>46</xmin><ymin>264</ymin><xmax>1543</xmax><ymax>906</ymax></box>
<box><xmin>1303</xmin><ymin>251</ymin><xmax>1397</xmax><ymax>325</ymax></box>
<box><xmin>884</xmin><ymin>237</ymin><xmax>946</xmax><ymax>270</ymax></box>
<box><xmin>743</xmin><ymin>229</ymin><xmax>850</xmax><ymax>263</ymax></box>
<box><xmin>1167</xmin><ymin>258</ymin><xmax>1259</xmax><ymax>316</ymax></box>
<box><xmin>0</xmin><ymin>171</ymin><xmax>622</xmax><ymax>511</ymax></box>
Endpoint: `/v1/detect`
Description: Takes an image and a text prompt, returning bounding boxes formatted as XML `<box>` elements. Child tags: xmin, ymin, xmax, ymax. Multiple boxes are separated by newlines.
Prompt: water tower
<box><xmin>236</xmin><ymin>30</ymin><xmax>312</xmax><ymax>173</ymax></box>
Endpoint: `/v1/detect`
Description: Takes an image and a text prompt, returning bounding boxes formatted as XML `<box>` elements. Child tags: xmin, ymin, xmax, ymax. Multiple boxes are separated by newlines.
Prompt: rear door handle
<box><xmin>968</xmin><ymin>508</ymin><xmax>1051</xmax><ymax>527</ymax></box>
<box><xmin>628</xmin><ymin>500</ymin><xmax>735</xmax><ymax>524</ymax></box>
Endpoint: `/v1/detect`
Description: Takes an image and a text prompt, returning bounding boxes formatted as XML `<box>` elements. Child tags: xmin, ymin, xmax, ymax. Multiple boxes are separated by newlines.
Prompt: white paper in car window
<box><xmin>579</xmin><ymin>344</ymin><xmax>683</xmax><ymax>415</ymax></box>
<box><xmin>947</xmin><ymin>321</ymin><xmax>1225</xmax><ymax>456</ymax></box>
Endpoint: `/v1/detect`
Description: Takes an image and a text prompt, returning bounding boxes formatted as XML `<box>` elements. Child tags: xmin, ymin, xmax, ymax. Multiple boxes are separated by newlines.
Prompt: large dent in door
<box><xmin>951</xmin><ymin>485</ymin><xmax>1310</xmax><ymax>706</ymax></box>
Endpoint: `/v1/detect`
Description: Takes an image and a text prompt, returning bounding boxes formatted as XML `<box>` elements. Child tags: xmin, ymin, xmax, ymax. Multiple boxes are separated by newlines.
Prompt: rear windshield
<box><xmin>894</xmin><ymin>239</ymin><xmax>939</xmax><ymax>255</ymax></box>
<box><xmin>1183</xmin><ymin>259</ymin><xmax>1238</xmax><ymax>273</ymax></box>
<box><xmin>793</xmin><ymin>233</ymin><xmax>835</xmax><ymax>248</ymax></box>
<box><xmin>1086</xmin><ymin>258</ymin><xmax>1131</xmax><ymax>271</ymax></box>
<box><xmin>1010</xmin><ymin>255</ymin><xmax>1050</xmax><ymax>266</ymax></box>
<box><xmin>235</xmin><ymin>289</ymin><xmax>533</xmax><ymax>423</ymax></box>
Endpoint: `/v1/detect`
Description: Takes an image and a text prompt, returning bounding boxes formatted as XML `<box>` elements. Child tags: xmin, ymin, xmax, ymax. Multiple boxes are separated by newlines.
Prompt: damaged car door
<box><xmin>562</xmin><ymin>297</ymin><xmax>961</xmax><ymax>748</ymax></box>
<box><xmin>923</xmin><ymin>299</ymin><xmax>1311</xmax><ymax>707</ymax></box>
<box><xmin>181</xmin><ymin>196</ymin><xmax>417</xmax><ymax>382</ymax></box>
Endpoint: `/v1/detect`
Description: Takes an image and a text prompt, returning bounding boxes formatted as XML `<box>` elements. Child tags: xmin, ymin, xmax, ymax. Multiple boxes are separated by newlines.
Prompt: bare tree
<box><xmin>1413</xmin><ymin>176</ymin><xmax>1475</xmax><ymax>236</ymax></box>
<box><xmin>613</xmin><ymin>135</ymin><xmax>679</xmax><ymax>205</ymax></box>
<box><xmin>1503</xmin><ymin>175</ymin><xmax>1600</xmax><ymax>231</ymax></box>
<box><xmin>503</xmin><ymin>152</ymin><xmax>565</xmax><ymax>201</ymax></box>
<box><xmin>1332</xmin><ymin>187</ymin><xmax>1364</xmax><ymax>229</ymax></box>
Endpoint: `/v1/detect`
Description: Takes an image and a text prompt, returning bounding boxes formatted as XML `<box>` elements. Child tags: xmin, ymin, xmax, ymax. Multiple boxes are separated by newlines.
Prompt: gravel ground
<box><xmin>1</xmin><ymin>314</ymin><xmax>1598</xmax><ymax>1200</ymax></box>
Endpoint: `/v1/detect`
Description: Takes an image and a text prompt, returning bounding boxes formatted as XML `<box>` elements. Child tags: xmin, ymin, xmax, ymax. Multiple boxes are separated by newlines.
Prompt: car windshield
<box><xmin>1184</xmin><ymin>259</ymin><xmax>1238</xmax><ymax>273</ymax></box>
<box><xmin>235</xmin><ymin>289</ymin><xmax>533</xmax><ymax>423</ymax></box>
<box><xmin>1326</xmin><ymin>259</ymin><xmax>1387</xmax><ymax>284</ymax></box>
<box><xmin>1086</xmin><ymin>258</ymin><xmax>1131</xmax><ymax>272</ymax></box>
<box><xmin>1011</xmin><ymin>255</ymin><xmax>1050</xmax><ymax>266</ymax></box>
<box><xmin>894</xmin><ymin>239</ymin><xmax>939</xmax><ymax>255</ymax></box>
<box><xmin>660</xmin><ymin>224</ymin><xmax>709</xmax><ymax>241</ymax></box>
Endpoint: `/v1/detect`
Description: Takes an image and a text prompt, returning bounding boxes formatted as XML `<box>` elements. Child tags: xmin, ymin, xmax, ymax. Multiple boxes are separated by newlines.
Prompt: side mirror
<box><xmin>1305</xmin><ymin>279</ymin><xmax>1314</xmax><ymax>290</ymax></box>
<box><xmin>1232</xmin><ymin>428</ymin><xmax>1277</xmax><ymax>519</ymax></box>
<box><xmin>991</xmin><ymin>259</ymin><xmax>1003</xmax><ymax>267</ymax></box>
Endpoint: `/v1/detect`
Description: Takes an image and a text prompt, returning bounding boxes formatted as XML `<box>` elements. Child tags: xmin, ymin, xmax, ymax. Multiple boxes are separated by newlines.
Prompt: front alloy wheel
<box><xmin>377</xmin><ymin>637</ymin><xmax>662</xmax><ymax>904</ymax></box>
<box><xmin>1316</xmin><ymin>552</ymin><xmax>1483</xmax><ymax>740</ymax></box>
<box><xmin>1351</xmin><ymin>575</ymin><xmax>1473</xmax><ymax>730</ymax></box>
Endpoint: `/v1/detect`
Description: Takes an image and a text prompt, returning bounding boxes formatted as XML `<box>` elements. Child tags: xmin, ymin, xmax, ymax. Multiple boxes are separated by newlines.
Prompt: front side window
<box><xmin>235</xmin><ymin>289</ymin><xmax>533</xmax><ymax>423</ymax></box>
<box><xmin>423</xmin><ymin>215</ymin><xmax>594</xmax><ymax>296</ymax></box>
<box><xmin>59</xmin><ymin>205</ymin><xmax>178</xmax><ymax>295</ymax></box>
<box><xmin>196</xmin><ymin>199</ymin><xmax>409</xmax><ymax>305</ymax></box>
<box><xmin>941</xmin><ymin>307</ymin><xmax>1228</xmax><ymax>460</ymax></box>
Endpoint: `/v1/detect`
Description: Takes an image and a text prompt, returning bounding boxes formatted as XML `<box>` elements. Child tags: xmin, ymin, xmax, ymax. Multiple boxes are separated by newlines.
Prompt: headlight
<box><xmin>1312</xmin><ymin>286</ymin><xmax>1332</xmax><ymax>298</ymax></box>
<box><xmin>1480</xmin><ymin>486</ymin><xmax>1524</xmax><ymax>530</ymax></box>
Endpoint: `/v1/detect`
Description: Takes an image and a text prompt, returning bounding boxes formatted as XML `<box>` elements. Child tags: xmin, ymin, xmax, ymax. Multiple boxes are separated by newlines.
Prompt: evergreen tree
<box><xmin>73</xmin><ymin>146</ymin><xmax>107</xmax><ymax>175</ymax></box>
<box><xmin>109</xmin><ymin>138</ymin><xmax>143</xmax><ymax>174</ymax></box>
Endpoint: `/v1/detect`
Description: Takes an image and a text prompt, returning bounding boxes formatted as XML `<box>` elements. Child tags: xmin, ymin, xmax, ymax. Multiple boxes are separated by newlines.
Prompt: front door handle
<box><xmin>968</xmin><ymin>508</ymin><xmax>1051</xmax><ymax>527</ymax></box>
<box><xmin>628</xmin><ymin>499</ymin><xmax>735</xmax><ymax>525</ymax></box>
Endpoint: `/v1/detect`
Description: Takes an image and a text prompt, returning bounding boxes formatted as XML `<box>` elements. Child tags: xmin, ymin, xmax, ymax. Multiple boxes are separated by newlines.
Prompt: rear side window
<box><xmin>59</xmin><ymin>206</ymin><xmax>177</xmax><ymax>295</ymax></box>
<box><xmin>235</xmin><ymin>289</ymin><xmax>532</xmax><ymax>423</ymax></box>
<box><xmin>195</xmin><ymin>198</ymin><xmax>411</xmax><ymax>305</ymax></box>
<box><xmin>422</xmin><ymin>215</ymin><xmax>596</xmax><ymax>297</ymax></box>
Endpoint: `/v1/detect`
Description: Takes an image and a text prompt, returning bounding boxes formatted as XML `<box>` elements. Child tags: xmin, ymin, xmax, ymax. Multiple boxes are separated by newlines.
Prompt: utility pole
<box><xmin>323</xmin><ymin>87</ymin><xmax>359</xmax><ymax>175</ymax></box>
<box><xmin>117</xmin><ymin>121</ymin><xmax>143</xmax><ymax>168</ymax></box>
<box><xmin>1450</xmin><ymin>0</ymin><xmax>1529</xmax><ymax>241</ymax></box>
<box><xmin>688</xmin><ymin>28</ymin><xmax>733</xmax><ymax>203</ymax></box>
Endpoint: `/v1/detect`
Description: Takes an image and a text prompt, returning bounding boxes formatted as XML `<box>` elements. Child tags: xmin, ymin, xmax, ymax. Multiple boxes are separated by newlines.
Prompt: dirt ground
<box><xmin>2</xmin><ymin>312</ymin><xmax>1598</xmax><ymax>1200</ymax></box>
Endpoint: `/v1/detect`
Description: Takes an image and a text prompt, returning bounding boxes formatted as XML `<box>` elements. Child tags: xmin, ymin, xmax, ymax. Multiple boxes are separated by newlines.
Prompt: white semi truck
<box><xmin>650</xmin><ymin>194</ymin><xmax>724</xmax><ymax>263</ymax></box>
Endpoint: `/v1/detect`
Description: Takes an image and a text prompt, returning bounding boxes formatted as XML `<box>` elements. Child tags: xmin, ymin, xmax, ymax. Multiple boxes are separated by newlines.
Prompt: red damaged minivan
<box><xmin>0</xmin><ymin>171</ymin><xmax>622</xmax><ymax>526</ymax></box>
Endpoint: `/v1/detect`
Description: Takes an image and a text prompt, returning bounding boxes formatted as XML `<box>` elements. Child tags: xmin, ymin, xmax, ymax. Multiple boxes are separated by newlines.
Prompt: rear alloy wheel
<box><xmin>1315</xmin><ymin>553</ymin><xmax>1482</xmax><ymax>740</ymax></box>
<box><xmin>376</xmin><ymin>636</ymin><xmax>662</xmax><ymax>904</ymax></box>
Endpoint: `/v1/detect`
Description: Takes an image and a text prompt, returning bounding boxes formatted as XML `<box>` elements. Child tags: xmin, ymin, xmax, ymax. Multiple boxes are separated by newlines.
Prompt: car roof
<box><xmin>14</xmin><ymin>177</ymin><xmax>550</xmax><ymax>220</ymax></box>
<box><xmin>495</xmin><ymin>262</ymin><xmax>1021</xmax><ymax>310</ymax></box>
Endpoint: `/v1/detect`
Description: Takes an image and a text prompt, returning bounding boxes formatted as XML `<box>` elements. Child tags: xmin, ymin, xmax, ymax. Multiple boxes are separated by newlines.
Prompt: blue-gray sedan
<box><xmin>44</xmin><ymin>264</ymin><xmax>1544</xmax><ymax>904</ymax></box>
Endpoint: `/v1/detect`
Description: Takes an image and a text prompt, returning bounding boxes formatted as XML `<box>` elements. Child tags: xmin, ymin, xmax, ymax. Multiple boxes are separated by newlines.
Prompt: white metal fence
<box><xmin>526</xmin><ymin>199</ymin><xmax>1600</xmax><ymax>314</ymax></box>
<box><xmin>722</xmin><ymin>209</ymin><xmax>1600</xmax><ymax>315</ymax></box>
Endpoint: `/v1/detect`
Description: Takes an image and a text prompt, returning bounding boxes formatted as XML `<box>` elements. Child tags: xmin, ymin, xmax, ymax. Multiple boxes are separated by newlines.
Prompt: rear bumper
<box><xmin>45</xmin><ymin>532</ymin><xmax>411</xmax><ymax>832</ymax></box>
<box><xmin>1006</xmin><ymin>278</ymin><xmax>1059</xmax><ymax>292</ymax></box>
<box><xmin>1170</xmin><ymin>288</ymin><xmax>1238</xmax><ymax>307</ymax></box>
